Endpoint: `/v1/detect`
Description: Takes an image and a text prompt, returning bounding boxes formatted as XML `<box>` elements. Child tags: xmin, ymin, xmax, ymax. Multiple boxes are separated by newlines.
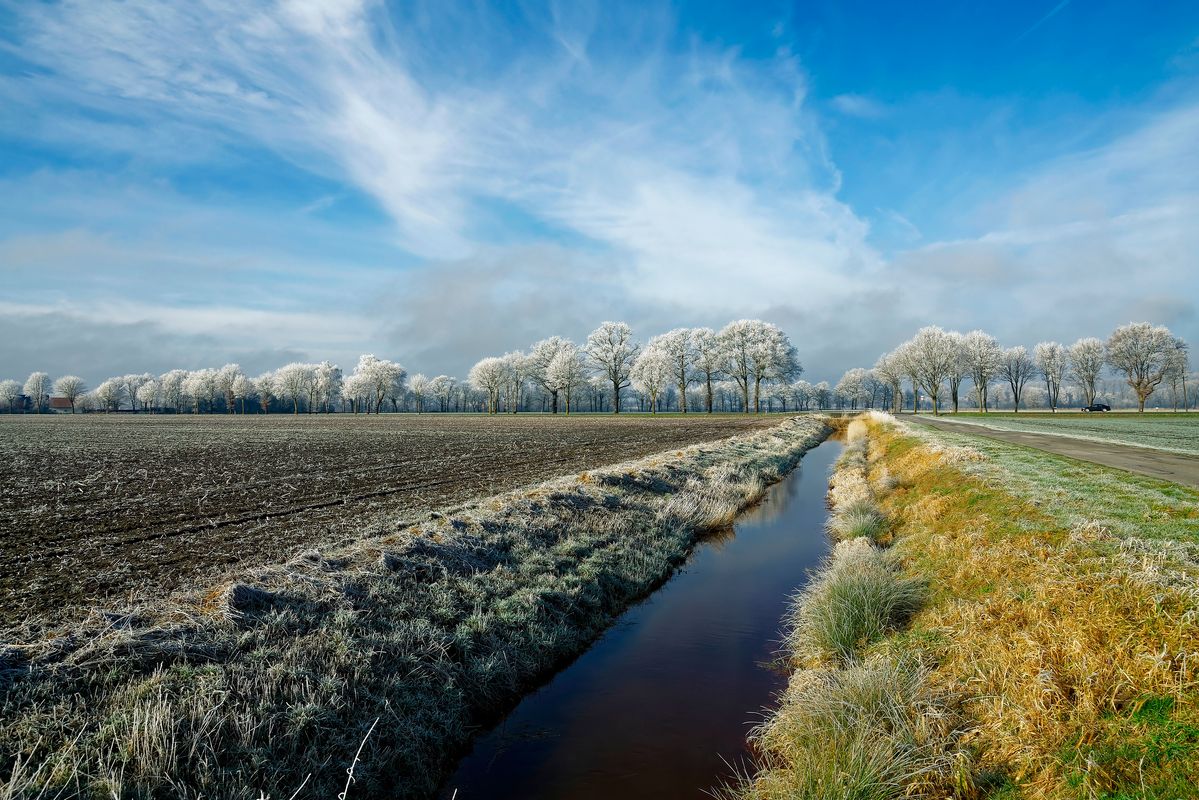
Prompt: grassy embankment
<box><xmin>736</xmin><ymin>413</ymin><xmax>1199</xmax><ymax>799</ymax></box>
<box><xmin>930</xmin><ymin>412</ymin><xmax>1199</xmax><ymax>457</ymax></box>
<box><xmin>1</xmin><ymin>416</ymin><xmax>829</xmax><ymax>799</ymax></box>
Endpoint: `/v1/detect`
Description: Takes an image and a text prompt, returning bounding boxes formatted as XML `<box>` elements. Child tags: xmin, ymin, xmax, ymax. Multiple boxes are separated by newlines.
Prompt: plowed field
<box><xmin>0</xmin><ymin>413</ymin><xmax>779</xmax><ymax>626</ymax></box>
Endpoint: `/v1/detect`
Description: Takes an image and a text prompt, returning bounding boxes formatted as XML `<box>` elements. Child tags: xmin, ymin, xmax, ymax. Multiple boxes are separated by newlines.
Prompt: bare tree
<box><xmin>429</xmin><ymin>375</ymin><xmax>456</xmax><ymax>412</ymax></box>
<box><xmin>835</xmin><ymin>368</ymin><xmax>869</xmax><ymax>410</ymax></box>
<box><xmin>409</xmin><ymin>373</ymin><xmax>430</xmax><ymax>413</ymax></box>
<box><xmin>718</xmin><ymin>321</ymin><xmax>757</xmax><ymax>413</ymax></box>
<box><xmin>1067</xmin><ymin>337</ymin><xmax>1105</xmax><ymax>407</ymax></box>
<box><xmin>907</xmin><ymin>326</ymin><xmax>959</xmax><ymax>415</ymax></box>
<box><xmin>1000</xmin><ymin>346</ymin><xmax>1036</xmax><ymax>412</ymax></box>
<box><xmin>231</xmin><ymin>374</ymin><xmax>254</xmax><ymax>413</ymax></box>
<box><xmin>651</xmin><ymin>328</ymin><xmax>695</xmax><ymax>413</ymax></box>
<box><xmin>585</xmin><ymin>321</ymin><xmax>639</xmax><ymax>414</ymax></box>
<box><xmin>631</xmin><ymin>345</ymin><xmax>671</xmax><ymax>414</ymax></box>
<box><xmin>791</xmin><ymin>379</ymin><xmax>814</xmax><ymax>411</ymax></box>
<box><xmin>468</xmin><ymin>357</ymin><xmax>507</xmax><ymax>414</ymax></box>
<box><xmin>527</xmin><ymin>337</ymin><xmax>572</xmax><ymax>414</ymax></box>
<box><xmin>135</xmin><ymin>379</ymin><xmax>161</xmax><ymax>412</ymax></box>
<box><xmin>216</xmin><ymin>364</ymin><xmax>244</xmax><ymax>413</ymax></box>
<box><xmin>274</xmin><ymin>363</ymin><xmax>315</xmax><ymax>415</ymax></box>
<box><xmin>95</xmin><ymin>379</ymin><xmax>123</xmax><ymax>412</ymax></box>
<box><xmin>1105</xmin><ymin>322</ymin><xmax>1176</xmax><ymax>412</ymax></box>
<box><xmin>183</xmin><ymin>369</ymin><xmax>219</xmax><ymax>413</ymax></box>
<box><xmin>0</xmin><ymin>379</ymin><xmax>20</xmax><ymax>413</ymax></box>
<box><xmin>499</xmin><ymin>352</ymin><xmax>528</xmax><ymax>413</ymax></box>
<box><xmin>691</xmin><ymin>327</ymin><xmax>723</xmax><ymax>413</ymax></box>
<box><xmin>961</xmin><ymin>330</ymin><xmax>1001</xmax><ymax>412</ymax></box>
<box><xmin>873</xmin><ymin>353</ymin><xmax>903</xmax><ymax>413</ymax></box>
<box><xmin>23</xmin><ymin>372</ymin><xmax>50</xmax><ymax>413</ymax></box>
<box><xmin>53</xmin><ymin>375</ymin><xmax>87</xmax><ymax>413</ymax></box>
<box><xmin>313</xmin><ymin>361</ymin><xmax>342</xmax><ymax>412</ymax></box>
<box><xmin>118</xmin><ymin>373</ymin><xmax>153</xmax><ymax>413</ymax></box>
<box><xmin>1164</xmin><ymin>338</ymin><xmax>1190</xmax><ymax>411</ymax></box>
<box><xmin>716</xmin><ymin>320</ymin><xmax>798</xmax><ymax>413</ymax></box>
<box><xmin>1033</xmin><ymin>341</ymin><xmax>1067</xmax><ymax>412</ymax></box>
<box><xmin>751</xmin><ymin>323</ymin><xmax>800</xmax><ymax>413</ymax></box>
<box><xmin>352</xmin><ymin>354</ymin><xmax>406</xmax><ymax>413</ymax></box>
<box><xmin>546</xmin><ymin>344</ymin><xmax>587</xmax><ymax>415</ymax></box>
<box><xmin>255</xmin><ymin>372</ymin><xmax>276</xmax><ymax>413</ymax></box>
<box><xmin>160</xmin><ymin>369</ymin><xmax>189</xmax><ymax>413</ymax></box>
<box><xmin>814</xmin><ymin>380</ymin><xmax>832</xmax><ymax>410</ymax></box>
<box><xmin>944</xmin><ymin>331</ymin><xmax>967</xmax><ymax>413</ymax></box>
<box><xmin>893</xmin><ymin>341</ymin><xmax>922</xmax><ymax>412</ymax></box>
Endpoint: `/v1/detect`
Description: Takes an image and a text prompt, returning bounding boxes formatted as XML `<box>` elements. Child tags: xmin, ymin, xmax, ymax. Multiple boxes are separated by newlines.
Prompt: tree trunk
<box><xmin>706</xmin><ymin>377</ymin><xmax>713</xmax><ymax>414</ymax></box>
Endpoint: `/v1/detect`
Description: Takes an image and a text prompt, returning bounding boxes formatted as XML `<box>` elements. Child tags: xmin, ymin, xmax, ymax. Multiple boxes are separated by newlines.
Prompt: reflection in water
<box><xmin>440</xmin><ymin>439</ymin><xmax>842</xmax><ymax>800</ymax></box>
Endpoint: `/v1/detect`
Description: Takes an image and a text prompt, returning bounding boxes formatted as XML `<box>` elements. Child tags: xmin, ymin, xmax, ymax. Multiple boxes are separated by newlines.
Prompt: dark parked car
<box><xmin>1082</xmin><ymin>403</ymin><xmax>1111</xmax><ymax>412</ymax></box>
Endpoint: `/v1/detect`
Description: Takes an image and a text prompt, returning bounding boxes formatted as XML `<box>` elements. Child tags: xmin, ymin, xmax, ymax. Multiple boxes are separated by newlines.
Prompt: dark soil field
<box><xmin>0</xmin><ymin>413</ymin><xmax>778</xmax><ymax>627</ymax></box>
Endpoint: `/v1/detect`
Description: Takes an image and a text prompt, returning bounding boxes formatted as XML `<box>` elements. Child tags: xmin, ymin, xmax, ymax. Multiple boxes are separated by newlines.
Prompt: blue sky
<box><xmin>1</xmin><ymin>0</ymin><xmax>1197</xmax><ymax>383</ymax></box>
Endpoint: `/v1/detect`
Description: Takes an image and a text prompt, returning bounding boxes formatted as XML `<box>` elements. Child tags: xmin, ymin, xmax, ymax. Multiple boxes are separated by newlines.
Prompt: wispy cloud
<box><xmin>2</xmin><ymin>0</ymin><xmax>879</xmax><ymax>324</ymax></box>
<box><xmin>1014</xmin><ymin>0</ymin><xmax>1071</xmax><ymax>43</ymax></box>
<box><xmin>830</xmin><ymin>93</ymin><xmax>887</xmax><ymax>119</ymax></box>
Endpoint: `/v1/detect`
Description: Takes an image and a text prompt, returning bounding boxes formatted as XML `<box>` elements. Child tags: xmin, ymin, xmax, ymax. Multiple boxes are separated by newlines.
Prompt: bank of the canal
<box><xmin>440</xmin><ymin>437</ymin><xmax>842</xmax><ymax>799</ymax></box>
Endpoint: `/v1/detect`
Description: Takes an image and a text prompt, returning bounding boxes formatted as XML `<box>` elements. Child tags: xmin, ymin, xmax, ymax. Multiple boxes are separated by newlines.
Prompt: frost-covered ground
<box><xmin>817</xmin><ymin>415</ymin><xmax>1199</xmax><ymax>798</ymax></box>
<box><xmin>903</xmin><ymin>419</ymin><xmax>1199</xmax><ymax>544</ymax></box>
<box><xmin>935</xmin><ymin>412</ymin><xmax>1199</xmax><ymax>456</ymax></box>
<box><xmin>0</xmin><ymin>416</ymin><xmax>830</xmax><ymax>800</ymax></box>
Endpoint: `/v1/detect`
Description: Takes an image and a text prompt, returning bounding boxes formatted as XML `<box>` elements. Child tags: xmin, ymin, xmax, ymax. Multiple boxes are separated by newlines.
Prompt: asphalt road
<box><xmin>900</xmin><ymin>413</ymin><xmax>1199</xmax><ymax>489</ymax></box>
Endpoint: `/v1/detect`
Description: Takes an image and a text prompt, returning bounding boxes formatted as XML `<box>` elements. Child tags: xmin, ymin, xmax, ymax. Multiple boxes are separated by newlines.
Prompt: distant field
<box><xmin>938</xmin><ymin>412</ymin><xmax>1199</xmax><ymax>456</ymax></box>
<box><xmin>0</xmin><ymin>414</ymin><xmax>778</xmax><ymax>626</ymax></box>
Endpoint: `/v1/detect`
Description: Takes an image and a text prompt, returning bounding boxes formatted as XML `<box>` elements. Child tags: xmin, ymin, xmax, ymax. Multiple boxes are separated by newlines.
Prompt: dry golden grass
<box><xmin>870</xmin><ymin>416</ymin><xmax>1199</xmax><ymax>798</ymax></box>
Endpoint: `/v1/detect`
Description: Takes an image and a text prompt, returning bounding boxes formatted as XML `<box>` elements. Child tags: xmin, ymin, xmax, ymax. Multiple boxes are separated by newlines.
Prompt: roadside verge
<box><xmin>735</xmin><ymin>412</ymin><xmax>1199</xmax><ymax>799</ymax></box>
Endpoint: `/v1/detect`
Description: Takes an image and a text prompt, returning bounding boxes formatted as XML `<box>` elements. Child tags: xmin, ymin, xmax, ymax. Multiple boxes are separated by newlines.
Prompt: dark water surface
<box><xmin>439</xmin><ymin>438</ymin><xmax>841</xmax><ymax>799</ymax></box>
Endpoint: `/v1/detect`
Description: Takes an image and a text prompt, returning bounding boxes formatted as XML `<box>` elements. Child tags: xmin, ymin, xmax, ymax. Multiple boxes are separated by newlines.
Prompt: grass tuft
<box><xmin>788</xmin><ymin>539</ymin><xmax>925</xmax><ymax>664</ymax></box>
<box><xmin>826</xmin><ymin>499</ymin><xmax>888</xmax><ymax>543</ymax></box>
<box><xmin>727</xmin><ymin>653</ymin><xmax>965</xmax><ymax>800</ymax></box>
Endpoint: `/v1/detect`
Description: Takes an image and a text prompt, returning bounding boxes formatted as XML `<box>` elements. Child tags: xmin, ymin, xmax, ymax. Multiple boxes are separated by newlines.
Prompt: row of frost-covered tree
<box><xmin>4</xmin><ymin>320</ymin><xmax>1190</xmax><ymax>415</ymax></box>
<box><xmin>1</xmin><ymin>320</ymin><xmax>804</xmax><ymax>415</ymax></box>
<box><xmin>835</xmin><ymin>322</ymin><xmax>1191</xmax><ymax>414</ymax></box>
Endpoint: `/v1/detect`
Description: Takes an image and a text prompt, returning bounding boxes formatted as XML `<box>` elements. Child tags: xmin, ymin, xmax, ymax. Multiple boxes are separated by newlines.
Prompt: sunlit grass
<box><xmin>876</xmin><ymin>417</ymin><xmax>1199</xmax><ymax>797</ymax></box>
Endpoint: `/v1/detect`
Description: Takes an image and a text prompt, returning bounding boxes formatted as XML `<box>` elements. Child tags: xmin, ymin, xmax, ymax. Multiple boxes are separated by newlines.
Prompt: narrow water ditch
<box><xmin>438</xmin><ymin>437</ymin><xmax>843</xmax><ymax>799</ymax></box>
